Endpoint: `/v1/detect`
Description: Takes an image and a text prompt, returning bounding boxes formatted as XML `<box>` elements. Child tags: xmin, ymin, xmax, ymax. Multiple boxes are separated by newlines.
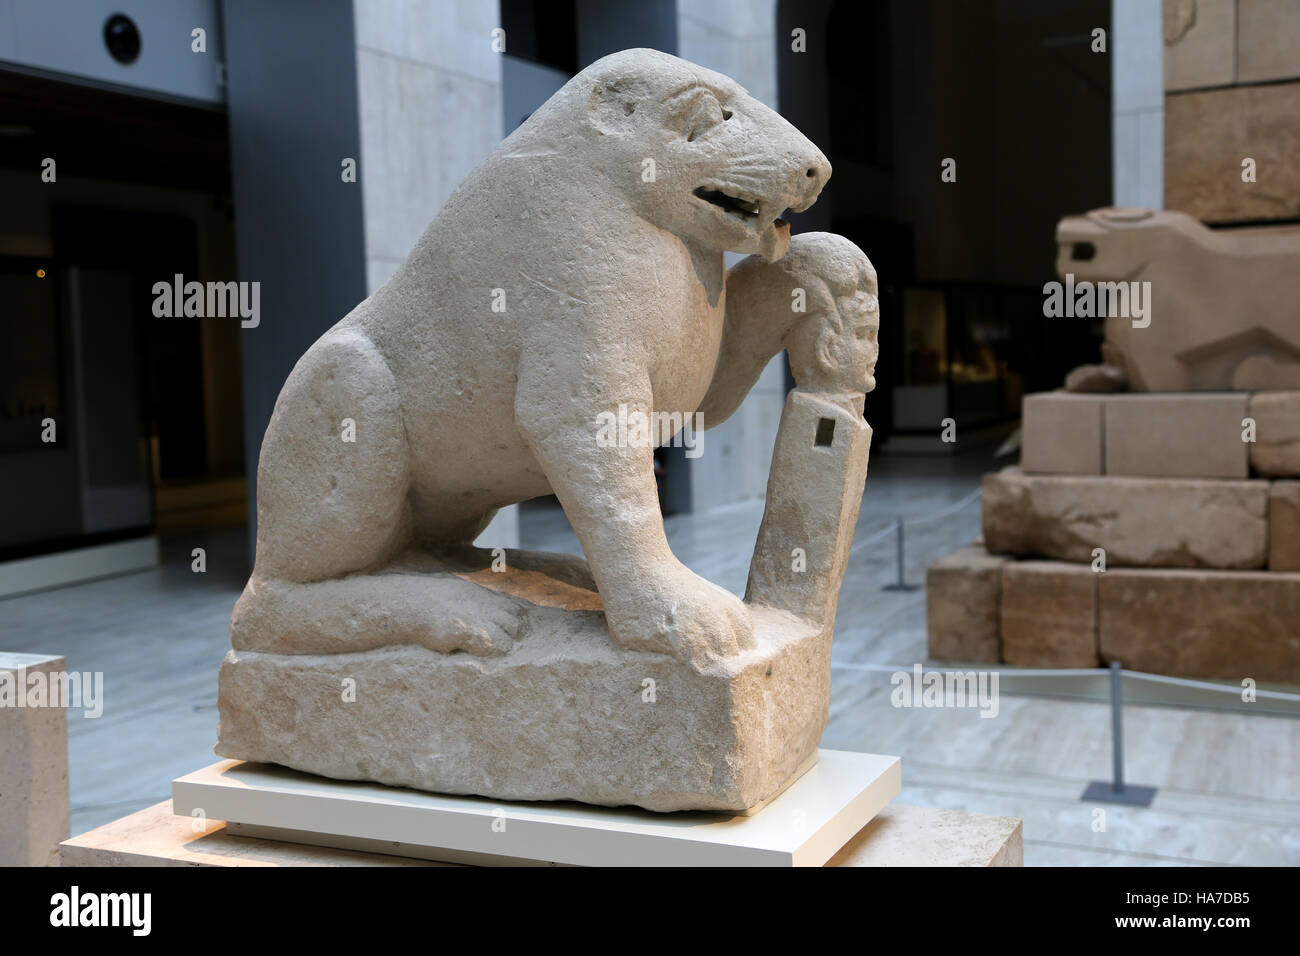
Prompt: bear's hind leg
<box><xmin>235</xmin><ymin>329</ymin><xmax>524</xmax><ymax>656</ymax></box>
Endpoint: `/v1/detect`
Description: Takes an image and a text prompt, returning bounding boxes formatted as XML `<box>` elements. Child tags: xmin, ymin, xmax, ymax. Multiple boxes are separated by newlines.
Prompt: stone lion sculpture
<box><xmin>1055</xmin><ymin>206</ymin><xmax>1300</xmax><ymax>392</ymax></box>
<box><xmin>219</xmin><ymin>49</ymin><xmax>880</xmax><ymax>812</ymax></box>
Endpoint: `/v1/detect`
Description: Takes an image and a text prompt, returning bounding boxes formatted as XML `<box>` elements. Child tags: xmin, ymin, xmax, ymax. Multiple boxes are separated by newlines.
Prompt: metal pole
<box><xmin>882</xmin><ymin>516</ymin><xmax>917</xmax><ymax>592</ymax></box>
<box><xmin>1110</xmin><ymin>660</ymin><xmax>1124</xmax><ymax>794</ymax></box>
<box><xmin>1082</xmin><ymin>660</ymin><xmax>1153</xmax><ymax>805</ymax></box>
<box><xmin>895</xmin><ymin>517</ymin><xmax>905</xmax><ymax>588</ymax></box>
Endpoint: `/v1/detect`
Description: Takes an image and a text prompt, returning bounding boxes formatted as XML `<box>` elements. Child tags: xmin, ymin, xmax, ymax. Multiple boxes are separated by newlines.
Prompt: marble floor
<box><xmin>2</xmin><ymin>450</ymin><xmax>1297</xmax><ymax>865</ymax></box>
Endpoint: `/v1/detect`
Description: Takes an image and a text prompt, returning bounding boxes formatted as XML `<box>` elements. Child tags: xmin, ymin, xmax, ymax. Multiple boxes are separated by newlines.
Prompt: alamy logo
<box><xmin>50</xmin><ymin>886</ymin><xmax>151</xmax><ymax>936</ymax></box>
<box><xmin>890</xmin><ymin>663</ymin><xmax>999</xmax><ymax>718</ymax></box>
<box><xmin>1043</xmin><ymin>273</ymin><xmax>1150</xmax><ymax>328</ymax></box>
<box><xmin>152</xmin><ymin>273</ymin><xmax>260</xmax><ymax>328</ymax></box>
<box><xmin>595</xmin><ymin>404</ymin><xmax>704</xmax><ymax>459</ymax></box>
<box><xmin>0</xmin><ymin>668</ymin><xmax>102</xmax><ymax>718</ymax></box>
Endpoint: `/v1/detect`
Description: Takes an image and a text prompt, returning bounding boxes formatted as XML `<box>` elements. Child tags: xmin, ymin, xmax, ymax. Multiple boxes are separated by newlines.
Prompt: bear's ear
<box><xmin>588</xmin><ymin>79</ymin><xmax>643</xmax><ymax>136</ymax></box>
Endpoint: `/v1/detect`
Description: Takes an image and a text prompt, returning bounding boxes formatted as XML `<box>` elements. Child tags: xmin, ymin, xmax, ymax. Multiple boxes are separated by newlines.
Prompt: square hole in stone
<box><xmin>814</xmin><ymin>417</ymin><xmax>835</xmax><ymax>447</ymax></box>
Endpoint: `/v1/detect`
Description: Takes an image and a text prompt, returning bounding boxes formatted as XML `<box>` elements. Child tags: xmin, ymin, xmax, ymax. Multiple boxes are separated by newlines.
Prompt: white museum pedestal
<box><xmin>59</xmin><ymin>800</ymin><xmax>1023</xmax><ymax>867</ymax></box>
<box><xmin>168</xmin><ymin>749</ymin><xmax>901</xmax><ymax>867</ymax></box>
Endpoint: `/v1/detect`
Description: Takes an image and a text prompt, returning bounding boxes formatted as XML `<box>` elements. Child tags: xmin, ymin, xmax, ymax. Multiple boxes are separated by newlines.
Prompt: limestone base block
<box><xmin>1270</xmin><ymin>482</ymin><xmax>1300</xmax><ymax>572</ymax></box>
<box><xmin>58</xmin><ymin>799</ymin><xmax>1022</xmax><ymax>866</ymax></box>
<box><xmin>1019</xmin><ymin>392</ymin><xmax>1103</xmax><ymax>475</ymax></box>
<box><xmin>0</xmin><ymin>653</ymin><xmax>70</xmax><ymax>866</ymax></box>
<box><xmin>1103</xmin><ymin>393</ymin><xmax>1249</xmax><ymax>478</ymax></box>
<box><xmin>1099</xmin><ymin>569</ymin><xmax>1300</xmax><ymax>682</ymax></box>
<box><xmin>926</xmin><ymin>545</ymin><xmax>1006</xmax><ymax>662</ymax></box>
<box><xmin>217</xmin><ymin>580</ymin><xmax>832</xmax><ymax>813</ymax></box>
<box><xmin>1020</xmin><ymin>391</ymin><xmax>1263</xmax><ymax>480</ymax></box>
<box><xmin>925</xmin><ymin>544</ymin><xmax>1300</xmax><ymax>681</ymax></box>
<box><xmin>827</xmin><ymin>804</ymin><xmax>1022</xmax><ymax>867</ymax></box>
<box><xmin>1249</xmin><ymin>391</ymin><xmax>1300</xmax><ymax>477</ymax></box>
<box><xmin>1001</xmin><ymin>561</ymin><xmax>1098</xmax><ymax>667</ymax></box>
<box><xmin>982</xmin><ymin>467</ymin><xmax>1269</xmax><ymax>569</ymax></box>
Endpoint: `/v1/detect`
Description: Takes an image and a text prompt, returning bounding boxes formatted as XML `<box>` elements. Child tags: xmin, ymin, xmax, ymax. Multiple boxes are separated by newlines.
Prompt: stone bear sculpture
<box><xmin>232</xmin><ymin>48</ymin><xmax>839</xmax><ymax>669</ymax></box>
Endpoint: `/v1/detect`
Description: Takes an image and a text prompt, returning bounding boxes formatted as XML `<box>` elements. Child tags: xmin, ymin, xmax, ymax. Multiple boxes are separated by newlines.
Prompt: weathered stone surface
<box><xmin>0</xmin><ymin>654</ymin><xmax>69</xmax><ymax>866</ymax></box>
<box><xmin>219</xmin><ymin>596</ymin><xmax>831</xmax><ymax>813</ymax></box>
<box><xmin>982</xmin><ymin>467</ymin><xmax>1269</xmax><ymax>569</ymax></box>
<box><xmin>1020</xmin><ymin>392</ymin><xmax>1103</xmax><ymax>475</ymax></box>
<box><xmin>219</xmin><ymin>50</ymin><xmax>885</xmax><ymax>810</ymax></box>
<box><xmin>926</xmin><ymin>545</ymin><xmax>1006</xmax><ymax>662</ymax></box>
<box><xmin>1269</xmin><ymin>481</ymin><xmax>1300</xmax><ymax>572</ymax></box>
<box><xmin>1001</xmin><ymin>561</ymin><xmax>1098</xmax><ymax>668</ymax></box>
<box><xmin>1237</xmin><ymin>0</ymin><xmax>1300</xmax><ymax>84</ymax></box>
<box><xmin>1166</xmin><ymin>84</ymin><xmax>1300</xmax><ymax>223</ymax></box>
<box><xmin>1055</xmin><ymin>208</ymin><xmax>1300</xmax><ymax>389</ymax></box>
<box><xmin>1104</xmin><ymin>393</ymin><xmax>1249</xmax><ymax>478</ymax></box>
<box><xmin>1249</xmin><ymin>391</ymin><xmax>1300</xmax><ymax>476</ymax></box>
<box><xmin>747</xmin><ymin>391</ymin><xmax>872</xmax><ymax>626</ymax></box>
<box><xmin>1099</xmin><ymin>568</ymin><xmax>1300</xmax><ymax>682</ymax></box>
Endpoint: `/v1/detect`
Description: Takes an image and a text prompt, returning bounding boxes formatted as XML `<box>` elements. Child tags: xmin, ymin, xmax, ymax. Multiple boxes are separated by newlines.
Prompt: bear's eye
<box><xmin>683</xmin><ymin>91</ymin><xmax>727</xmax><ymax>142</ymax></box>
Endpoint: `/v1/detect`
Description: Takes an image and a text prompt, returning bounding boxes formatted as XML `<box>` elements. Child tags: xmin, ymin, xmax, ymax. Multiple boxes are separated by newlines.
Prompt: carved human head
<box><xmin>779</xmin><ymin>233</ymin><xmax>880</xmax><ymax>393</ymax></box>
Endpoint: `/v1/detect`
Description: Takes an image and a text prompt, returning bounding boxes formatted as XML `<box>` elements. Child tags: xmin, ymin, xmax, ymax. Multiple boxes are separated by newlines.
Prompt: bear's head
<box><xmin>1055</xmin><ymin>206</ymin><xmax>1198</xmax><ymax>282</ymax></box>
<box><xmin>571</xmin><ymin>49</ymin><xmax>831</xmax><ymax>262</ymax></box>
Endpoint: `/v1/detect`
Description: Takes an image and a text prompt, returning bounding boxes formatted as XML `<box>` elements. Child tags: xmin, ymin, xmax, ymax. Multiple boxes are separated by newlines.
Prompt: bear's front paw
<box><xmin>603</xmin><ymin>561</ymin><xmax>756</xmax><ymax>667</ymax></box>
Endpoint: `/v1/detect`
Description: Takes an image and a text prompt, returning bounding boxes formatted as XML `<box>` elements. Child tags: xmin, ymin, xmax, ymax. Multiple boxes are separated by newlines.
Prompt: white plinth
<box><xmin>172</xmin><ymin>749</ymin><xmax>900</xmax><ymax>867</ymax></box>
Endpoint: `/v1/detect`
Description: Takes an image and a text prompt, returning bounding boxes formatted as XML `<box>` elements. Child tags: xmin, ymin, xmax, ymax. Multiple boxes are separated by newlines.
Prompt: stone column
<box><xmin>0</xmin><ymin>653</ymin><xmax>69</xmax><ymax>866</ymax></box>
<box><xmin>677</xmin><ymin>0</ymin><xmax>788</xmax><ymax>513</ymax></box>
<box><xmin>1112</xmin><ymin>0</ymin><xmax>1163</xmax><ymax>207</ymax></box>
<box><xmin>221</xmin><ymin>0</ymin><xmax>370</xmax><ymax>565</ymax></box>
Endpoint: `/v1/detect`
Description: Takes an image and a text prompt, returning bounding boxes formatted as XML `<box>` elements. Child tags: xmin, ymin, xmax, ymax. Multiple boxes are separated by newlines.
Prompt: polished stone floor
<box><xmin>3</xmin><ymin>450</ymin><xmax>1297</xmax><ymax>865</ymax></box>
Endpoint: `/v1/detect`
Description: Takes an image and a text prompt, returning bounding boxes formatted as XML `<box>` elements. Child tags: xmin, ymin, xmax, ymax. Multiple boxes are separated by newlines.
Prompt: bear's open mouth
<box><xmin>693</xmin><ymin>186</ymin><xmax>761</xmax><ymax>220</ymax></box>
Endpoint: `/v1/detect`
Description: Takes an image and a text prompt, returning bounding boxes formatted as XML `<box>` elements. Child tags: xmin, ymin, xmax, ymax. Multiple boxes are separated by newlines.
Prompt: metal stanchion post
<box><xmin>882</xmin><ymin>517</ymin><xmax>918</xmax><ymax>592</ymax></box>
<box><xmin>1082</xmin><ymin>661</ymin><xmax>1157</xmax><ymax>806</ymax></box>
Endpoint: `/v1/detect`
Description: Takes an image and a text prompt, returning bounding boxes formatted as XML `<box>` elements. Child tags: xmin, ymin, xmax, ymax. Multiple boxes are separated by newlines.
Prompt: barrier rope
<box><xmin>850</xmin><ymin>485</ymin><xmax>983</xmax><ymax>555</ymax></box>
<box><xmin>829</xmin><ymin>659</ymin><xmax>1300</xmax><ymax>703</ymax></box>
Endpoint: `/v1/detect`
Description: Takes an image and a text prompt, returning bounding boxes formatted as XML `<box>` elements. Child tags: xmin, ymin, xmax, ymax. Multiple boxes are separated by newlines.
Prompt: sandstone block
<box><xmin>1001</xmin><ymin>561</ymin><xmax>1098</xmax><ymax>667</ymax></box>
<box><xmin>1249</xmin><ymin>391</ymin><xmax>1300</xmax><ymax>477</ymax></box>
<box><xmin>1019</xmin><ymin>392</ymin><xmax>1103</xmax><ymax>475</ymax></box>
<box><xmin>1099</xmin><ymin>568</ymin><xmax>1300</xmax><ymax>682</ymax></box>
<box><xmin>1269</xmin><ymin>481</ymin><xmax>1300</xmax><ymax>571</ymax></box>
<box><xmin>926</xmin><ymin>545</ymin><xmax>1006</xmax><ymax>662</ymax></box>
<box><xmin>218</xmin><ymin>602</ymin><xmax>831</xmax><ymax>814</ymax></box>
<box><xmin>1163</xmin><ymin>0</ymin><xmax>1235</xmax><ymax>92</ymax></box>
<box><xmin>1237</xmin><ymin>0</ymin><xmax>1300</xmax><ymax>83</ymax></box>
<box><xmin>1166</xmin><ymin>83</ymin><xmax>1300</xmax><ymax>222</ymax></box>
<box><xmin>1104</xmin><ymin>393</ymin><xmax>1249</xmax><ymax>478</ymax></box>
<box><xmin>982</xmin><ymin>467</ymin><xmax>1269</xmax><ymax>569</ymax></box>
<box><xmin>0</xmin><ymin>653</ymin><xmax>69</xmax><ymax>866</ymax></box>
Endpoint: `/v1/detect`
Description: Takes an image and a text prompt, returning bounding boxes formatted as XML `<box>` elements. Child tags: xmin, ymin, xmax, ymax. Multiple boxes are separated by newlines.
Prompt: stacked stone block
<box><xmin>927</xmin><ymin>391</ymin><xmax>1300</xmax><ymax>683</ymax></box>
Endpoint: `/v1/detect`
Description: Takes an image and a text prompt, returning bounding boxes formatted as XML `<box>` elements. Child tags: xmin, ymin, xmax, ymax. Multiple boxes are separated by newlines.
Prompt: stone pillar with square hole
<box><xmin>746</xmin><ymin>390</ymin><xmax>872</xmax><ymax>628</ymax></box>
